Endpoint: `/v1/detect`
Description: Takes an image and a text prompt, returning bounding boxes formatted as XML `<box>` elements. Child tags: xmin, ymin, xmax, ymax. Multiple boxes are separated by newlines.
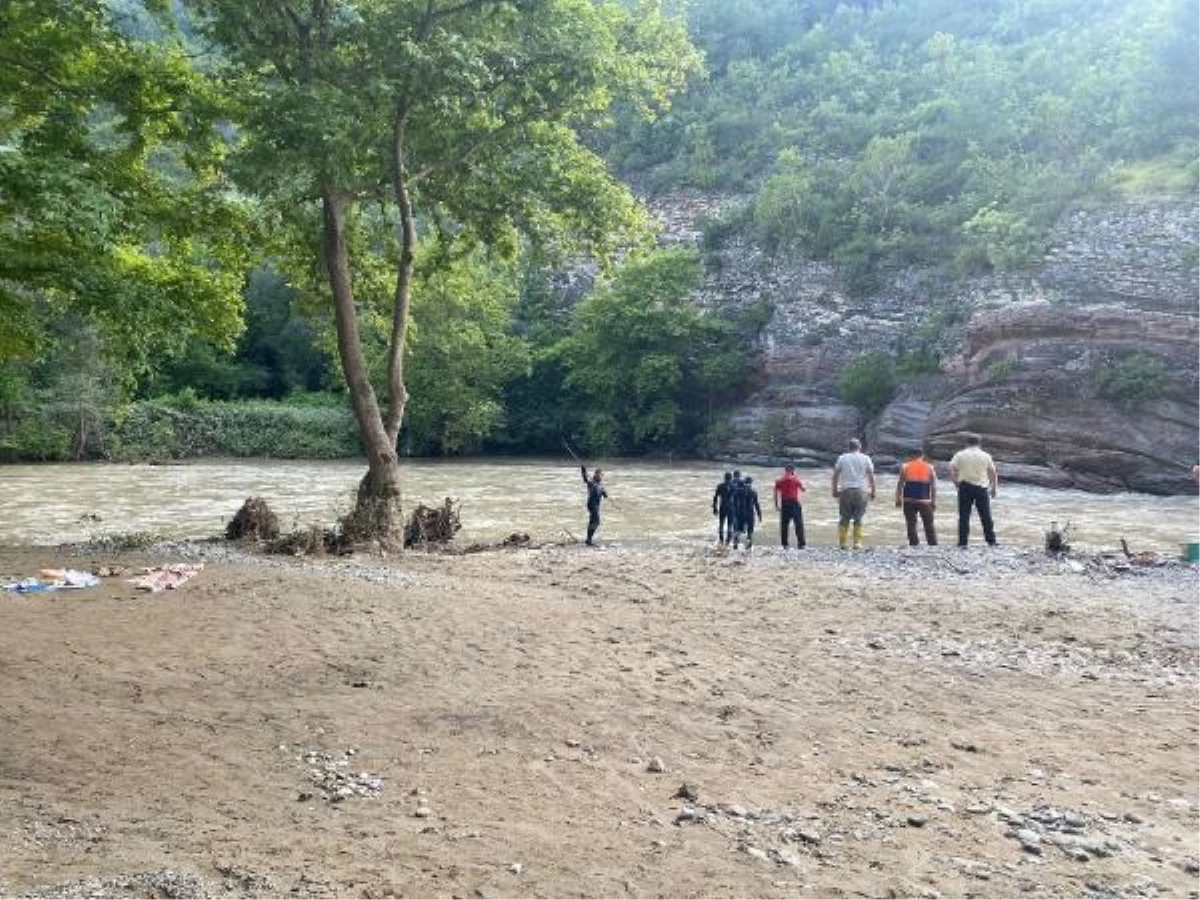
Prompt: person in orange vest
<box><xmin>895</xmin><ymin>448</ymin><xmax>938</xmax><ymax>546</ymax></box>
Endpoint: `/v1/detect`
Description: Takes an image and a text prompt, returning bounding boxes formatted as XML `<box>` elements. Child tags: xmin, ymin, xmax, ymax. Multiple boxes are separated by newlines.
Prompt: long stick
<box><xmin>564</xmin><ymin>437</ymin><xmax>621</xmax><ymax>510</ymax></box>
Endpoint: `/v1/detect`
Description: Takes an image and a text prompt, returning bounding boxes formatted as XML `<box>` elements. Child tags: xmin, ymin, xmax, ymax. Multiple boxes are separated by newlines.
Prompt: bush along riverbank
<box><xmin>0</xmin><ymin>394</ymin><xmax>363</xmax><ymax>463</ymax></box>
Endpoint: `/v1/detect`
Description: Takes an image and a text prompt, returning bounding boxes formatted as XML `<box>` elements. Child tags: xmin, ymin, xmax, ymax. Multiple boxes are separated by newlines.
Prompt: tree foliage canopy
<box><xmin>0</xmin><ymin>0</ymin><xmax>252</xmax><ymax>370</ymax></box>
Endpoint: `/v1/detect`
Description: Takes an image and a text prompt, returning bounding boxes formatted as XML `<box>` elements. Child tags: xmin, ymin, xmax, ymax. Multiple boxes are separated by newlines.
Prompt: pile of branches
<box><xmin>404</xmin><ymin>498</ymin><xmax>462</xmax><ymax>548</ymax></box>
<box><xmin>225</xmin><ymin>496</ymin><xmax>280</xmax><ymax>541</ymax></box>
<box><xmin>266</xmin><ymin>525</ymin><xmax>350</xmax><ymax>557</ymax></box>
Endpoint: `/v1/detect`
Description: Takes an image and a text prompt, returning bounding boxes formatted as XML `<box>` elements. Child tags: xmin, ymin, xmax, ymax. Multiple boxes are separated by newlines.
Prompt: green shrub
<box><xmin>1099</xmin><ymin>352</ymin><xmax>1169</xmax><ymax>409</ymax></box>
<box><xmin>0</xmin><ymin>419</ymin><xmax>73</xmax><ymax>462</ymax></box>
<box><xmin>837</xmin><ymin>351</ymin><xmax>897</xmax><ymax>422</ymax></box>
<box><xmin>109</xmin><ymin>398</ymin><xmax>363</xmax><ymax>460</ymax></box>
<box><xmin>986</xmin><ymin>356</ymin><xmax>1018</xmax><ymax>381</ymax></box>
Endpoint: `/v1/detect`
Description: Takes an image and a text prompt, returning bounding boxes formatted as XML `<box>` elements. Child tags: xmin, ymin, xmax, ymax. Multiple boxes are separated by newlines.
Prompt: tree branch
<box><xmin>384</xmin><ymin>109</ymin><xmax>415</xmax><ymax>445</ymax></box>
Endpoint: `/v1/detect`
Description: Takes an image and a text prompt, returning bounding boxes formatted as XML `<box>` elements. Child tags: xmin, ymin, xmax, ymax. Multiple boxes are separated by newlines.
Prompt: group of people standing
<box><xmin>709</xmin><ymin>435</ymin><xmax>998</xmax><ymax>550</ymax></box>
<box><xmin>580</xmin><ymin>434</ymin><xmax>999</xmax><ymax>549</ymax></box>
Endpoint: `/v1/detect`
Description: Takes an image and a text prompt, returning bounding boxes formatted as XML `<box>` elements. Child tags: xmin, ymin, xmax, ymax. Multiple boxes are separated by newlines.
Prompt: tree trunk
<box><xmin>384</xmin><ymin>110</ymin><xmax>415</xmax><ymax>447</ymax></box>
<box><xmin>321</xmin><ymin>185</ymin><xmax>405</xmax><ymax>546</ymax></box>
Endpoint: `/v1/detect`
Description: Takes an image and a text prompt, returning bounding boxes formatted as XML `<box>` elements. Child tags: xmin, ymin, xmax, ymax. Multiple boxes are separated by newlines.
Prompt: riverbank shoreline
<box><xmin>2</xmin><ymin>457</ymin><xmax>1197</xmax><ymax>552</ymax></box>
<box><xmin>1</xmin><ymin>540</ymin><xmax>1196</xmax><ymax>899</ymax></box>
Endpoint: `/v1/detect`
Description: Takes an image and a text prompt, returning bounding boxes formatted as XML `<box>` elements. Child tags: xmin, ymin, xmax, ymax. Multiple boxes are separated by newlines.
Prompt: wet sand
<box><xmin>0</xmin><ymin>540</ymin><xmax>1196</xmax><ymax>899</ymax></box>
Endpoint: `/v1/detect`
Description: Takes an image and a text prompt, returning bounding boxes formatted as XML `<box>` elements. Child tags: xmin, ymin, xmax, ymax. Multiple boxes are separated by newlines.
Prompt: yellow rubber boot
<box><xmin>838</xmin><ymin>524</ymin><xmax>849</xmax><ymax>549</ymax></box>
<box><xmin>852</xmin><ymin>523</ymin><xmax>864</xmax><ymax>550</ymax></box>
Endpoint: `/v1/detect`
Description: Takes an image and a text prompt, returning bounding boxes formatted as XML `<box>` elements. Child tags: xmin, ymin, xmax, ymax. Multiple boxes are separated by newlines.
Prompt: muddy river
<box><xmin>0</xmin><ymin>458</ymin><xmax>1196</xmax><ymax>554</ymax></box>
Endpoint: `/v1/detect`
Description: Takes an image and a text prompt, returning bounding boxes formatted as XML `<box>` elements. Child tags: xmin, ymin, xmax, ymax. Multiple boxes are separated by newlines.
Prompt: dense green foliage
<box><xmin>1</xmin><ymin>0</ymin><xmax>1195</xmax><ymax>463</ymax></box>
<box><xmin>0</xmin><ymin>0</ymin><xmax>252</xmax><ymax>367</ymax></box>
<box><xmin>0</xmin><ymin>390</ymin><xmax>359</xmax><ymax>462</ymax></box>
<box><xmin>605</xmin><ymin>0</ymin><xmax>1199</xmax><ymax>292</ymax></box>
<box><xmin>554</xmin><ymin>248</ymin><xmax>765</xmax><ymax>454</ymax></box>
<box><xmin>146</xmin><ymin>267</ymin><xmax>334</xmax><ymax>400</ymax></box>
<box><xmin>397</xmin><ymin>254</ymin><xmax>531</xmax><ymax>456</ymax></box>
<box><xmin>1098</xmin><ymin>351</ymin><xmax>1170</xmax><ymax>410</ymax></box>
<box><xmin>109</xmin><ymin>395</ymin><xmax>361</xmax><ymax>460</ymax></box>
<box><xmin>837</xmin><ymin>350</ymin><xmax>897</xmax><ymax>423</ymax></box>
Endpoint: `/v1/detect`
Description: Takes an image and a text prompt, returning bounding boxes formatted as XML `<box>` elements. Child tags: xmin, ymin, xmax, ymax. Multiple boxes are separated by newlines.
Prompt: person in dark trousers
<box><xmin>712</xmin><ymin>471</ymin><xmax>734</xmax><ymax>545</ymax></box>
<box><xmin>727</xmin><ymin>470</ymin><xmax>745</xmax><ymax>545</ymax></box>
<box><xmin>732</xmin><ymin>475</ymin><xmax>763</xmax><ymax>549</ymax></box>
<box><xmin>949</xmin><ymin>434</ymin><xmax>998</xmax><ymax>547</ymax></box>
<box><xmin>895</xmin><ymin>448</ymin><xmax>938</xmax><ymax>546</ymax></box>
<box><xmin>773</xmin><ymin>464</ymin><xmax>807</xmax><ymax>547</ymax></box>
<box><xmin>580</xmin><ymin>465</ymin><xmax>608</xmax><ymax>545</ymax></box>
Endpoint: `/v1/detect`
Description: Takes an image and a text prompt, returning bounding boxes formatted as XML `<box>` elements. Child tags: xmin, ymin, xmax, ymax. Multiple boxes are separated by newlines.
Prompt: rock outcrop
<box><xmin>658</xmin><ymin>195</ymin><xmax>1199</xmax><ymax>494</ymax></box>
<box><xmin>925</xmin><ymin>303</ymin><xmax>1199</xmax><ymax>494</ymax></box>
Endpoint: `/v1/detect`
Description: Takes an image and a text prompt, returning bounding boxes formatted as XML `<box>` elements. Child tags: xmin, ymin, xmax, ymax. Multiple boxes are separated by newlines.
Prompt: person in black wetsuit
<box><xmin>712</xmin><ymin>471</ymin><xmax>734</xmax><ymax>545</ymax></box>
<box><xmin>581</xmin><ymin>465</ymin><xmax>608</xmax><ymax>545</ymax></box>
<box><xmin>731</xmin><ymin>474</ymin><xmax>762</xmax><ymax>549</ymax></box>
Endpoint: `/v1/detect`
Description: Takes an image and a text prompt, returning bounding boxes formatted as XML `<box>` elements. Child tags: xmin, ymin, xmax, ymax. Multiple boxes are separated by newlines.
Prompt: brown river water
<box><xmin>0</xmin><ymin>458</ymin><xmax>1196</xmax><ymax>553</ymax></box>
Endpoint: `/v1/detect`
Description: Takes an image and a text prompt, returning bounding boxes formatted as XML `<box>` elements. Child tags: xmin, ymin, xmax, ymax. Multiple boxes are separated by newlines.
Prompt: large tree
<box><xmin>0</xmin><ymin>0</ymin><xmax>251</xmax><ymax>372</ymax></box>
<box><xmin>187</xmin><ymin>0</ymin><xmax>700</xmax><ymax>544</ymax></box>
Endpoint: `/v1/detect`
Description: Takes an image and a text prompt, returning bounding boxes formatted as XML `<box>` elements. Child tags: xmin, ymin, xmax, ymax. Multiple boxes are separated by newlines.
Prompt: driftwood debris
<box><xmin>266</xmin><ymin>525</ymin><xmax>349</xmax><ymax>557</ymax></box>
<box><xmin>404</xmin><ymin>498</ymin><xmax>462</xmax><ymax>548</ymax></box>
<box><xmin>225</xmin><ymin>497</ymin><xmax>281</xmax><ymax>542</ymax></box>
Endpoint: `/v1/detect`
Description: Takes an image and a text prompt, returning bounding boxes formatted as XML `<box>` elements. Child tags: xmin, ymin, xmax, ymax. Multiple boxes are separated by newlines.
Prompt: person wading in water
<box><xmin>712</xmin><ymin>471</ymin><xmax>734</xmax><ymax>546</ymax></box>
<box><xmin>581</xmin><ymin>465</ymin><xmax>608</xmax><ymax>546</ymax></box>
<box><xmin>732</xmin><ymin>474</ymin><xmax>763</xmax><ymax>550</ymax></box>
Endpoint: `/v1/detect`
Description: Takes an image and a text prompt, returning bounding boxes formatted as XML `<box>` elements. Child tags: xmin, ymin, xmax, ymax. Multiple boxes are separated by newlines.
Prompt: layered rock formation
<box><xmin>663</xmin><ymin>196</ymin><xmax>1199</xmax><ymax>494</ymax></box>
<box><xmin>923</xmin><ymin>303</ymin><xmax>1199</xmax><ymax>494</ymax></box>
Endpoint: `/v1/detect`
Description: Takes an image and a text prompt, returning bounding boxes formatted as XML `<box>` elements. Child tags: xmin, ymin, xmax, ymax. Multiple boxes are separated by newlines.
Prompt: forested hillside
<box><xmin>0</xmin><ymin>0</ymin><xmax>1195</xmax><ymax>467</ymax></box>
<box><xmin>606</xmin><ymin>0</ymin><xmax>1198</xmax><ymax>292</ymax></box>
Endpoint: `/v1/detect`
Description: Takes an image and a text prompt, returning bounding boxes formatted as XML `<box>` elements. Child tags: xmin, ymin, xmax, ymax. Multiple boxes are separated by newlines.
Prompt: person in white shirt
<box><xmin>831</xmin><ymin>437</ymin><xmax>876</xmax><ymax>549</ymax></box>
<box><xmin>949</xmin><ymin>434</ymin><xmax>998</xmax><ymax>547</ymax></box>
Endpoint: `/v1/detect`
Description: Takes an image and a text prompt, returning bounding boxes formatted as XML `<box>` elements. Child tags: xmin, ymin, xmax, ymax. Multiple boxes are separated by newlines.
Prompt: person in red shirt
<box><xmin>774</xmin><ymin>464</ymin><xmax>807</xmax><ymax>548</ymax></box>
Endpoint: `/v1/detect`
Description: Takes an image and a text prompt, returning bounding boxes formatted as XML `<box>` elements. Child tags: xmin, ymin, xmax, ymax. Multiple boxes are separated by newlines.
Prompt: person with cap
<box><xmin>949</xmin><ymin>434</ymin><xmax>998</xmax><ymax>547</ymax></box>
<box><xmin>774</xmin><ymin>463</ymin><xmax>807</xmax><ymax>548</ymax></box>
<box><xmin>712</xmin><ymin>471</ymin><xmax>734</xmax><ymax>545</ymax></box>
<box><xmin>894</xmin><ymin>447</ymin><xmax>938</xmax><ymax>546</ymax></box>
<box><xmin>580</xmin><ymin>465</ymin><xmax>608</xmax><ymax>546</ymax></box>
<box><xmin>831</xmin><ymin>437</ymin><xmax>876</xmax><ymax>549</ymax></box>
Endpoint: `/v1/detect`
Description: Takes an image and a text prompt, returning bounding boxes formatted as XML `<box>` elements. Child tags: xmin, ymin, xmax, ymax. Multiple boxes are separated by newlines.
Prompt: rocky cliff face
<box><xmin>923</xmin><ymin>303</ymin><xmax>1198</xmax><ymax>494</ymax></box>
<box><xmin>656</xmin><ymin>196</ymin><xmax>1200</xmax><ymax>494</ymax></box>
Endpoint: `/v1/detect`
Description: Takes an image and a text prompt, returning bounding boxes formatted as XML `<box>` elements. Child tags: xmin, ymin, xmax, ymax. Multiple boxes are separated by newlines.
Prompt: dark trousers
<box><xmin>780</xmin><ymin>500</ymin><xmax>805</xmax><ymax>547</ymax></box>
<box><xmin>902</xmin><ymin>502</ymin><xmax>937</xmax><ymax>546</ymax></box>
<box><xmin>957</xmin><ymin>483</ymin><xmax>995</xmax><ymax>546</ymax></box>
<box><xmin>586</xmin><ymin>507</ymin><xmax>601</xmax><ymax>544</ymax></box>
<box><xmin>733</xmin><ymin>515</ymin><xmax>755</xmax><ymax>547</ymax></box>
<box><xmin>717</xmin><ymin>506</ymin><xmax>731</xmax><ymax>543</ymax></box>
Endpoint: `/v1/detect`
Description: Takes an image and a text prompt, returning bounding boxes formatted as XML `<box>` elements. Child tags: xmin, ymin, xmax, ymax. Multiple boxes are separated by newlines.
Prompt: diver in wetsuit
<box><xmin>581</xmin><ymin>465</ymin><xmax>608</xmax><ymax>545</ymax></box>
<box><xmin>712</xmin><ymin>471</ymin><xmax>734</xmax><ymax>545</ymax></box>
<box><xmin>732</xmin><ymin>475</ymin><xmax>763</xmax><ymax>549</ymax></box>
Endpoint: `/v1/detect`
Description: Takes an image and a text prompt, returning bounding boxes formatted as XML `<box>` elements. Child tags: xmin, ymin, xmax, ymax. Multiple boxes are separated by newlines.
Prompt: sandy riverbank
<box><xmin>0</xmin><ymin>540</ymin><xmax>1197</xmax><ymax>899</ymax></box>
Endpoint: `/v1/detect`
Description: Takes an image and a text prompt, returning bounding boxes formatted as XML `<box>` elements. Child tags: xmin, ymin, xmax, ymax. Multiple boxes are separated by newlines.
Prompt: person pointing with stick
<box><xmin>580</xmin><ymin>465</ymin><xmax>608</xmax><ymax>546</ymax></box>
